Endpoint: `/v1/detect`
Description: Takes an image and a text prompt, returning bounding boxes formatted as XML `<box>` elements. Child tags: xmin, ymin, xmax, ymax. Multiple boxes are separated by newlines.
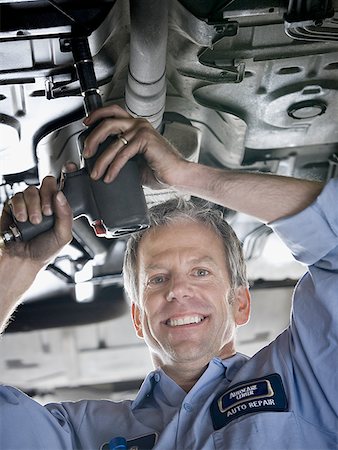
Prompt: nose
<box><xmin>166</xmin><ymin>273</ymin><xmax>192</xmax><ymax>302</ymax></box>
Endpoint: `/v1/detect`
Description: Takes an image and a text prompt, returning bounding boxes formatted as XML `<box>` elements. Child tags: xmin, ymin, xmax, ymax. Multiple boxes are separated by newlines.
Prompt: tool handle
<box><xmin>11</xmin><ymin>169</ymin><xmax>92</xmax><ymax>242</ymax></box>
<box><xmin>13</xmin><ymin>214</ymin><xmax>55</xmax><ymax>242</ymax></box>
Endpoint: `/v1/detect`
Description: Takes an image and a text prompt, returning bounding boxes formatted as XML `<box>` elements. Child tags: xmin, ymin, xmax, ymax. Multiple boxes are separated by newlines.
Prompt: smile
<box><xmin>165</xmin><ymin>315</ymin><xmax>207</xmax><ymax>327</ymax></box>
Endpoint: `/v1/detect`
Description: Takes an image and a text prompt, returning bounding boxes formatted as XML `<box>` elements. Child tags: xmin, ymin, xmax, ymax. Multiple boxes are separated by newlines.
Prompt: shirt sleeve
<box><xmin>0</xmin><ymin>385</ymin><xmax>75</xmax><ymax>450</ymax></box>
<box><xmin>267</xmin><ymin>178</ymin><xmax>338</xmax><ymax>430</ymax></box>
<box><xmin>269</xmin><ymin>178</ymin><xmax>338</xmax><ymax>267</ymax></box>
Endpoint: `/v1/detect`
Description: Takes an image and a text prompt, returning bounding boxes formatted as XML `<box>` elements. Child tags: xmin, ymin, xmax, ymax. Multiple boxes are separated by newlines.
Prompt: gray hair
<box><xmin>123</xmin><ymin>197</ymin><xmax>248</xmax><ymax>305</ymax></box>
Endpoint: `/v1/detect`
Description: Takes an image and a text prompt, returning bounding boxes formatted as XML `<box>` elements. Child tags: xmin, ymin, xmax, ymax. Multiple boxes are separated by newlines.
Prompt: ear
<box><xmin>131</xmin><ymin>302</ymin><xmax>144</xmax><ymax>339</ymax></box>
<box><xmin>233</xmin><ymin>286</ymin><xmax>251</xmax><ymax>326</ymax></box>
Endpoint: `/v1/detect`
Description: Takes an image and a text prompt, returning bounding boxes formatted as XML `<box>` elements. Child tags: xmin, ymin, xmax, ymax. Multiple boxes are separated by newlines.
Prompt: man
<box><xmin>0</xmin><ymin>104</ymin><xmax>337</xmax><ymax>449</ymax></box>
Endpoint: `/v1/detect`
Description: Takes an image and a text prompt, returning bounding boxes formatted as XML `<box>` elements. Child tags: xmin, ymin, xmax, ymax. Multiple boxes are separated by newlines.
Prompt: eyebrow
<box><xmin>144</xmin><ymin>256</ymin><xmax>217</xmax><ymax>272</ymax></box>
<box><xmin>144</xmin><ymin>264</ymin><xmax>167</xmax><ymax>272</ymax></box>
<box><xmin>189</xmin><ymin>256</ymin><xmax>217</xmax><ymax>265</ymax></box>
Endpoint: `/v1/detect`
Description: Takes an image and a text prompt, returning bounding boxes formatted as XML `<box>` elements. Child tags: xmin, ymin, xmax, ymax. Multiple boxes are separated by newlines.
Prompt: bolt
<box><xmin>215</xmin><ymin>25</ymin><xmax>224</xmax><ymax>34</ymax></box>
<box><xmin>314</xmin><ymin>19</ymin><xmax>323</xmax><ymax>27</ymax></box>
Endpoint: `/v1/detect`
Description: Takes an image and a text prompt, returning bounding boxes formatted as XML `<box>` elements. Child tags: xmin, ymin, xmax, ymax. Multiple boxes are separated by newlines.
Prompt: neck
<box><xmin>151</xmin><ymin>344</ymin><xmax>237</xmax><ymax>392</ymax></box>
<box><xmin>161</xmin><ymin>361</ymin><xmax>208</xmax><ymax>392</ymax></box>
<box><xmin>152</xmin><ymin>352</ymin><xmax>225</xmax><ymax>392</ymax></box>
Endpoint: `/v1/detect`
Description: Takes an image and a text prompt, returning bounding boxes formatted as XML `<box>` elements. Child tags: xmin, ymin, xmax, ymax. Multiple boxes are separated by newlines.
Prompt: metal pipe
<box><xmin>71</xmin><ymin>36</ymin><xmax>103</xmax><ymax>116</ymax></box>
<box><xmin>125</xmin><ymin>0</ymin><xmax>168</xmax><ymax>129</ymax></box>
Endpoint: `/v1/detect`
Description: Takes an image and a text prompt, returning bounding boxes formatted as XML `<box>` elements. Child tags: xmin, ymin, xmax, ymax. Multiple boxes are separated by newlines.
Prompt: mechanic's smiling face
<box><xmin>132</xmin><ymin>220</ymin><xmax>250</xmax><ymax>371</ymax></box>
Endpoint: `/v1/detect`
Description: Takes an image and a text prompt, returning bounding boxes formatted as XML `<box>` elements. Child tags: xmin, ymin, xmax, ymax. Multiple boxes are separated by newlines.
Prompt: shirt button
<box><xmin>183</xmin><ymin>402</ymin><xmax>193</xmax><ymax>412</ymax></box>
<box><xmin>154</xmin><ymin>373</ymin><xmax>161</xmax><ymax>382</ymax></box>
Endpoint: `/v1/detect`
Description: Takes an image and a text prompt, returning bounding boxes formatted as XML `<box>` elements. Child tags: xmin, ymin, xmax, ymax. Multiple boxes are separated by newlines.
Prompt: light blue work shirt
<box><xmin>1</xmin><ymin>179</ymin><xmax>338</xmax><ymax>450</ymax></box>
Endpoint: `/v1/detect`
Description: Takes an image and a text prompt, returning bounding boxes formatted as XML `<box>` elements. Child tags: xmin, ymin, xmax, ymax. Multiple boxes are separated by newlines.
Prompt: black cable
<box><xmin>46</xmin><ymin>0</ymin><xmax>78</xmax><ymax>25</ymax></box>
<box><xmin>214</xmin><ymin>0</ymin><xmax>237</xmax><ymax>14</ymax></box>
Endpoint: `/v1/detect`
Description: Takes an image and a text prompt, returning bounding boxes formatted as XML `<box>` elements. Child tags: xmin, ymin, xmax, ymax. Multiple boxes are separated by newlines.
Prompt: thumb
<box><xmin>53</xmin><ymin>191</ymin><xmax>73</xmax><ymax>247</ymax></box>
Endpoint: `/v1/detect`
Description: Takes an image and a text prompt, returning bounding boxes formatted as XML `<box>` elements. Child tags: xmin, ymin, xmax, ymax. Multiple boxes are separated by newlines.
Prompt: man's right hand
<box><xmin>1</xmin><ymin>175</ymin><xmax>73</xmax><ymax>270</ymax></box>
<box><xmin>0</xmin><ymin>175</ymin><xmax>73</xmax><ymax>333</ymax></box>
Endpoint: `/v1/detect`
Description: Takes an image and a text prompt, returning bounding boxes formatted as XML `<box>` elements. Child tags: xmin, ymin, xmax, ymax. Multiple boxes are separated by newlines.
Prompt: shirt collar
<box><xmin>132</xmin><ymin>353</ymin><xmax>249</xmax><ymax>410</ymax></box>
<box><xmin>218</xmin><ymin>352</ymin><xmax>249</xmax><ymax>382</ymax></box>
<box><xmin>132</xmin><ymin>368</ymin><xmax>184</xmax><ymax>410</ymax></box>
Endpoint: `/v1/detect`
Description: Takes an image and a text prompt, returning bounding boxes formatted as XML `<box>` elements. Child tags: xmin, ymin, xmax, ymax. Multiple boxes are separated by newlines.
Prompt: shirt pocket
<box><xmin>213</xmin><ymin>411</ymin><xmax>301</xmax><ymax>450</ymax></box>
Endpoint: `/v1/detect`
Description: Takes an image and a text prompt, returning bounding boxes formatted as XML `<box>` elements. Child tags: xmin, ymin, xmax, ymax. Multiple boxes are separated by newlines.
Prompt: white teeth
<box><xmin>167</xmin><ymin>316</ymin><xmax>205</xmax><ymax>327</ymax></box>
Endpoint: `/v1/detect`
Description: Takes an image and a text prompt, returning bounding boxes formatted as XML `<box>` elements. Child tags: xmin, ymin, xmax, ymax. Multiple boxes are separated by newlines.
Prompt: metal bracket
<box><xmin>206</xmin><ymin>19</ymin><xmax>239</xmax><ymax>39</ymax></box>
<box><xmin>60</xmin><ymin>38</ymin><xmax>72</xmax><ymax>53</ymax></box>
<box><xmin>179</xmin><ymin>61</ymin><xmax>245</xmax><ymax>84</ymax></box>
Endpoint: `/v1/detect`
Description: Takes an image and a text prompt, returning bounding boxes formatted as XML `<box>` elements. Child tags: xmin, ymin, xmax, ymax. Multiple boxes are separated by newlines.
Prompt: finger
<box><xmin>103</xmin><ymin>137</ymin><xmax>142</xmax><ymax>183</ymax></box>
<box><xmin>28</xmin><ymin>191</ymin><xmax>73</xmax><ymax>266</ymax></box>
<box><xmin>83</xmin><ymin>104</ymin><xmax>131</xmax><ymax>126</ymax></box>
<box><xmin>90</xmin><ymin>137</ymin><xmax>128</xmax><ymax>180</ymax></box>
<box><xmin>83</xmin><ymin>119</ymin><xmax>116</xmax><ymax>158</ymax></box>
<box><xmin>23</xmin><ymin>186</ymin><xmax>42</xmax><ymax>224</ymax></box>
<box><xmin>83</xmin><ymin>118</ymin><xmax>134</xmax><ymax>158</ymax></box>
<box><xmin>1</xmin><ymin>199</ymin><xmax>15</xmax><ymax>231</ymax></box>
<box><xmin>40</xmin><ymin>176</ymin><xmax>57</xmax><ymax>217</ymax></box>
<box><xmin>95</xmin><ymin>124</ymin><xmax>151</xmax><ymax>182</ymax></box>
<box><xmin>10</xmin><ymin>192</ymin><xmax>28</xmax><ymax>222</ymax></box>
<box><xmin>53</xmin><ymin>191</ymin><xmax>73</xmax><ymax>247</ymax></box>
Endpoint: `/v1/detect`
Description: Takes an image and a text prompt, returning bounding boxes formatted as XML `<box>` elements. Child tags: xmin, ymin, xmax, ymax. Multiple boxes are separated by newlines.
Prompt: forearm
<box><xmin>175</xmin><ymin>162</ymin><xmax>324</xmax><ymax>223</ymax></box>
<box><xmin>0</xmin><ymin>253</ymin><xmax>40</xmax><ymax>333</ymax></box>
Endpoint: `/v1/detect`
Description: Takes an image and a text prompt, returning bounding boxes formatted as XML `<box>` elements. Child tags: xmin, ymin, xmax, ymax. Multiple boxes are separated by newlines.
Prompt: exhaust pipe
<box><xmin>125</xmin><ymin>0</ymin><xmax>168</xmax><ymax>129</ymax></box>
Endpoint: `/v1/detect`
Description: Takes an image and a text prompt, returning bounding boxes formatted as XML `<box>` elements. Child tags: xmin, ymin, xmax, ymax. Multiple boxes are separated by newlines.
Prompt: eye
<box><xmin>193</xmin><ymin>268</ymin><xmax>210</xmax><ymax>277</ymax></box>
<box><xmin>148</xmin><ymin>274</ymin><xmax>167</xmax><ymax>285</ymax></box>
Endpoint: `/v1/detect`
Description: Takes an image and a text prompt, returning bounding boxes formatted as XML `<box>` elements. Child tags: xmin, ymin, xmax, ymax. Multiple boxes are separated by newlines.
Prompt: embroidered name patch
<box><xmin>100</xmin><ymin>432</ymin><xmax>157</xmax><ymax>450</ymax></box>
<box><xmin>210</xmin><ymin>373</ymin><xmax>288</xmax><ymax>429</ymax></box>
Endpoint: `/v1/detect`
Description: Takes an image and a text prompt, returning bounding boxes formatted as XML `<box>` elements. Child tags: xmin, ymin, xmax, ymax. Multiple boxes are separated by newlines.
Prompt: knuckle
<box><xmin>12</xmin><ymin>191</ymin><xmax>23</xmax><ymax>201</ymax></box>
<box><xmin>10</xmin><ymin>195</ymin><xmax>24</xmax><ymax>211</ymax></box>
<box><xmin>109</xmin><ymin>104</ymin><xmax>121</xmax><ymax>113</ymax></box>
<box><xmin>138</xmin><ymin>118</ymin><xmax>151</xmax><ymax>127</ymax></box>
<box><xmin>96</xmin><ymin>152</ymin><xmax>108</xmax><ymax>167</ymax></box>
<box><xmin>44</xmin><ymin>175</ymin><xmax>55</xmax><ymax>184</ymax></box>
<box><xmin>41</xmin><ymin>176</ymin><xmax>56</xmax><ymax>192</ymax></box>
<box><xmin>102</xmin><ymin>118</ymin><xmax>111</xmax><ymax>127</ymax></box>
<box><xmin>137</xmin><ymin>125</ymin><xmax>153</xmax><ymax>140</ymax></box>
<box><xmin>85</xmin><ymin>131</ymin><xmax>95</xmax><ymax>145</ymax></box>
<box><xmin>26</xmin><ymin>185</ymin><xmax>37</xmax><ymax>193</ymax></box>
<box><xmin>25</xmin><ymin>186</ymin><xmax>39</xmax><ymax>198</ymax></box>
<box><xmin>97</xmin><ymin>119</ymin><xmax>112</xmax><ymax>136</ymax></box>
